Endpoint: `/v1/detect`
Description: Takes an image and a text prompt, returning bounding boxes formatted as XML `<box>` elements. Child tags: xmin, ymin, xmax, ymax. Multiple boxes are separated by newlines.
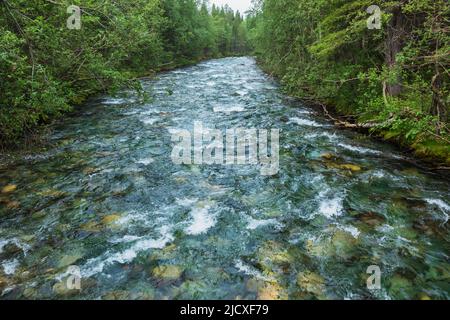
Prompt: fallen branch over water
<box><xmin>318</xmin><ymin>102</ymin><xmax>376</xmax><ymax>129</ymax></box>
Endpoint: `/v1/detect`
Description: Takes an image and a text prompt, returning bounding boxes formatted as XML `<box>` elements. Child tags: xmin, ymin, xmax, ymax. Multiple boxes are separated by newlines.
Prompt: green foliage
<box><xmin>0</xmin><ymin>0</ymin><xmax>250</xmax><ymax>147</ymax></box>
<box><xmin>248</xmin><ymin>0</ymin><xmax>450</xmax><ymax>163</ymax></box>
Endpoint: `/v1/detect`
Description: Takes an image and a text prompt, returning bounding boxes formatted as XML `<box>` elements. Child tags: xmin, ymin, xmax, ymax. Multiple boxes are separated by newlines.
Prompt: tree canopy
<box><xmin>0</xmin><ymin>0</ymin><xmax>249</xmax><ymax>146</ymax></box>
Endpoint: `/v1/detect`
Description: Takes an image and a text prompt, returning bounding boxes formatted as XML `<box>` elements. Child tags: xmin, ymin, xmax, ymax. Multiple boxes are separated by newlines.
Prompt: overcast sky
<box><xmin>210</xmin><ymin>0</ymin><xmax>253</xmax><ymax>14</ymax></box>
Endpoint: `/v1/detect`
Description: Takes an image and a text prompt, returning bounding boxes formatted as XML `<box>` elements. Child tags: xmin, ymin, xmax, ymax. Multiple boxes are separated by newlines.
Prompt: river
<box><xmin>0</xmin><ymin>57</ymin><xmax>449</xmax><ymax>300</ymax></box>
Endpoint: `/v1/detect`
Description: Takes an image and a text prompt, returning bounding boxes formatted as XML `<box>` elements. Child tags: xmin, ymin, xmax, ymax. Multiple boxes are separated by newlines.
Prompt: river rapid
<box><xmin>0</xmin><ymin>57</ymin><xmax>449</xmax><ymax>300</ymax></box>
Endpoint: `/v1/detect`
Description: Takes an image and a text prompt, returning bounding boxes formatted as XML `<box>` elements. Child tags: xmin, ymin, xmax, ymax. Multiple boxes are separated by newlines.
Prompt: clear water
<box><xmin>0</xmin><ymin>57</ymin><xmax>449</xmax><ymax>300</ymax></box>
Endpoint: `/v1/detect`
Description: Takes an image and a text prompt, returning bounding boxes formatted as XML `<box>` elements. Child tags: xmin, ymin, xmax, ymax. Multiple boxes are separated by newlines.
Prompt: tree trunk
<box><xmin>384</xmin><ymin>6</ymin><xmax>405</xmax><ymax>97</ymax></box>
<box><xmin>430</xmin><ymin>72</ymin><xmax>447</xmax><ymax>134</ymax></box>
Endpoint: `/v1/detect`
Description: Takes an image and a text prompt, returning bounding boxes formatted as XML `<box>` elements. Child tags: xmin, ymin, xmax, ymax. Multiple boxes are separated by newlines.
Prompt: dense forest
<box><xmin>247</xmin><ymin>0</ymin><xmax>449</xmax><ymax>164</ymax></box>
<box><xmin>0</xmin><ymin>0</ymin><xmax>248</xmax><ymax>147</ymax></box>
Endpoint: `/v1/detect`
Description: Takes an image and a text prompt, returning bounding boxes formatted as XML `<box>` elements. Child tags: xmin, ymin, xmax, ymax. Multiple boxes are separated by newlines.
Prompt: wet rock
<box><xmin>325</xmin><ymin>161</ymin><xmax>363</xmax><ymax>172</ymax></box>
<box><xmin>149</xmin><ymin>244</ymin><xmax>177</xmax><ymax>261</ymax></box>
<box><xmin>306</xmin><ymin>228</ymin><xmax>359</xmax><ymax>260</ymax></box>
<box><xmin>280</xmin><ymin>116</ymin><xmax>289</xmax><ymax>123</ymax></box>
<box><xmin>0</xmin><ymin>243</ymin><xmax>22</xmax><ymax>260</ymax></box>
<box><xmin>101</xmin><ymin>214</ymin><xmax>121</xmax><ymax>225</ymax></box>
<box><xmin>321</xmin><ymin>153</ymin><xmax>335</xmax><ymax>160</ymax></box>
<box><xmin>413</xmin><ymin>216</ymin><xmax>447</xmax><ymax>238</ymax></box>
<box><xmin>131</xmin><ymin>287</ymin><xmax>155</xmax><ymax>300</ymax></box>
<box><xmin>5</xmin><ymin>201</ymin><xmax>20</xmax><ymax>210</ymax></box>
<box><xmin>306</xmin><ymin>239</ymin><xmax>331</xmax><ymax>257</ymax></box>
<box><xmin>246</xmin><ymin>278</ymin><xmax>262</xmax><ymax>293</ymax></box>
<box><xmin>82</xmin><ymin>167</ymin><xmax>99</xmax><ymax>175</ymax></box>
<box><xmin>52</xmin><ymin>280</ymin><xmax>80</xmax><ymax>297</ymax></box>
<box><xmin>339</xmin><ymin>164</ymin><xmax>362</xmax><ymax>172</ymax></box>
<box><xmin>257</xmin><ymin>281</ymin><xmax>287</xmax><ymax>300</ymax></box>
<box><xmin>297</xmin><ymin>271</ymin><xmax>325</xmax><ymax>298</ymax></box>
<box><xmin>58</xmin><ymin>252</ymin><xmax>84</xmax><ymax>268</ymax></box>
<box><xmin>388</xmin><ymin>274</ymin><xmax>415</xmax><ymax>299</ymax></box>
<box><xmin>22</xmin><ymin>287</ymin><xmax>39</xmax><ymax>299</ymax></box>
<box><xmin>102</xmin><ymin>290</ymin><xmax>130</xmax><ymax>300</ymax></box>
<box><xmin>257</xmin><ymin>241</ymin><xmax>292</xmax><ymax>274</ymax></box>
<box><xmin>355</xmin><ymin>212</ymin><xmax>386</xmax><ymax>227</ymax></box>
<box><xmin>151</xmin><ymin>265</ymin><xmax>184</xmax><ymax>281</ymax></box>
<box><xmin>331</xmin><ymin>230</ymin><xmax>358</xmax><ymax>259</ymax></box>
<box><xmin>418</xmin><ymin>293</ymin><xmax>432</xmax><ymax>300</ymax></box>
<box><xmin>38</xmin><ymin>189</ymin><xmax>66</xmax><ymax>198</ymax></box>
<box><xmin>1</xmin><ymin>185</ymin><xmax>17</xmax><ymax>194</ymax></box>
<box><xmin>80</xmin><ymin>221</ymin><xmax>102</xmax><ymax>233</ymax></box>
<box><xmin>0</xmin><ymin>275</ymin><xmax>8</xmax><ymax>292</ymax></box>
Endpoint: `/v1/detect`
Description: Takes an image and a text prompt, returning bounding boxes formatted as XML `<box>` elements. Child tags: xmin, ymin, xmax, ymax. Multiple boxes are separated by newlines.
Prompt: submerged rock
<box><xmin>151</xmin><ymin>265</ymin><xmax>184</xmax><ymax>281</ymax></box>
<box><xmin>339</xmin><ymin>164</ymin><xmax>362</xmax><ymax>172</ymax></box>
<box><xmin>1</xmin><ymin>185</ymin><xmax>17</xmax><ymax>194</ymax></box>
<box><xmin>355</xmin><ymin>212</ymin><xmax>386</xmax><ymax>227</ymax></box>
<box><xmin>331</xmin><ymin>230</ymin><xmax>358</xmax><ymax>259</ymax></box>
<box><xmin>305</xmin><ymin>228</ymin><xmax>359</xmax><ymax>260</ymax></box>
<box><xmin>324</xmin><ymin>161</ymin><xmax>363</xmax><ymax>172</ymax></box>
<box><xmin>297</xmin><ymin>271</ymin><xmax>326</xmax><ymax>298</ymax></box>
<box><xmin>52</xmin><ymin>280</ymin><xmax>80</xmax><ymax>297</ymax></box>
<box><xmin>417</xmin><ymin>293</ymin><xmax>432</xmax><ymax>300</ymax></box>
<box><xmin>257</xmin><ymin>281</ymin><xmax>287</xmax><ymax>300</ymax></box>
<box><xmin>102</xmin><ymin>290</ymin><xmax>130</xmax><ymax>300</ymax></box>
<box><xmin>0</xmin><ymin>242</ymin><xmax>23</xmax><ymax>260</ymax></box>
<box><xmin>321</xmin><ymin>153</ymin><xmax>336</xmax><ymax>160</ymax></box>
<box><xmin>5</xmin><ymin>201</ymin><xmax>20</xmax><ymax>210</ymax></box>
<box><xmin>257</xmin><ymin>241</ymin><xmax>293</xmax><ymax>274</ymax></box>
<box><xmin>101</xmin><ymin>214</ymin><xmax>121</xmax><ymax>225</ymax></box>
<box><xmin>80</xmin><ymin>221</ymin><xmax>102</xmax><ymax>233</ymax></box>
<box><xmin>388</xmin><ymin>274</ymin><xmax>415</xmax><ymax>299</ymax></box>
<box><xmin>57</xmin><ymin>252</ymin><xmax>84</xmax><ymax>268</ymax></box>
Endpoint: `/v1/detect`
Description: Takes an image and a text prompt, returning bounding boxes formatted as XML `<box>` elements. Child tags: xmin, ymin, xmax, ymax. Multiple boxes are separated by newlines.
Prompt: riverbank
<box><xmin>255</xmin><ymin>59</ymin><xmax>450</xmax><ymax>169</ymax></box>
<box><xmin>0</xmin><ymin>54</ymin><xmax>247</xmax><ymax>155</ymax></box>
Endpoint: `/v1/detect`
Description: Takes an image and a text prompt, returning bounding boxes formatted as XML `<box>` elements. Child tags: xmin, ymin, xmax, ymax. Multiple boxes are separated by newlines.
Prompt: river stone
<box><xmin>52</xmin><ymin>280</ymin><xmax>80</xmax><ymax>297</ymax></box>
<box><xmin>102</xmin><ymin>290</ymin><xmax>130</xmax><ymax>300</ymax></box>
<box><xmin>356</xmin><ymin>212</ymin><xmax>386</xmax><ymax>227</ymax></box>
<box><xmin>151</xmin><ymin>265</ymin><xmax>184</xmax><ymax>281</ymax></box>
<box><xmin>0</xmin><ymin>275</ymin><xmax>8</xmax><ymax>292</ymax></box>
<box><xmin>321</xmin><ymin>153</ymin><xmax>335</xmax><ymax>160</ymax></box>
<box><xmin>149</xmin><ymin>244</ymin><xmax>177</xmax><ymax>261</ymax></box>
<box><xmin>0</xmin><ymin>242</ymin><xmax>22</xmax><ymax>260</ymax></box>
<box><xmin>101</xmin><ymin>214</ymin><xmax>121</xmax><ymax>225</ymax></box>
<box><xmin>257</xmin><ymin>241</ymin><xmax>292</xmax><ymax>274</ymax></box>
<box><xmin>80</xmin><ymin>221</ymin><xmax>102</xmax><ymax>233</ymax></box>
<box><xmin>5</xmin><ymin>201</ymin><xmax>20</xmax><ymax>209</ymax></box>
<box><xmin>297</xmin><ymin>271</ymin><xmax>325</xmax><ymax>298</ymax></box>
<box><xmin>418</xmin><ymin>293</ymin><xmax>432</xmax><ymax>300</ymax></box>
<box><xmin>1</xmin><ymin>185</ymin><xmax>17</xmax><ymax>194</ymax></box>
<box><xmin>22</xmin><ymin>287</ymin><xmax>39</xmax><ymax>299</ymax></box>
<box><xmin>246</xmin><ymin>278</ymin><xmax>262</xmax><ymax>292</ymax></box>
<box><xmin>331</xmin><ymin>230</ymin><xmax>358</xmax><ymax>259</ymax></box>
<box><xmin>257</xmin><ymin>281</ymin><xmax>287</xmax><ymax>300</ymax></box>
<box><xmin>58</xmin><ymin>252</ymin><xmax>84</xmax><ymax>268</ymax></box>
<box><xmin>388</xmin><ymin>275</ymin><xmax>415</xmax><ymax>299</ymax></box>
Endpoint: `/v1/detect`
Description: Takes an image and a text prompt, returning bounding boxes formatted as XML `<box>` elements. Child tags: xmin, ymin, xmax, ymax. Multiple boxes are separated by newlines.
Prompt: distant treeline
<box><xmin>247</xmin><ymin>0</ymin><xmax>449</xmax><ymax>164</ymax></box>
<box><xmin>0</xmin><ymin>0</ymin><xmax>250</xmax><ymax>147</ymax></box>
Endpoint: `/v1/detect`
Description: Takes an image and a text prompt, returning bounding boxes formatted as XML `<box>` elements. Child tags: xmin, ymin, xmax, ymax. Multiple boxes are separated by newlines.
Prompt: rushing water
<box><xmin>0</xmin><ymin>57</ymin><xmax>449</xmax><ymax>300</ymax></box>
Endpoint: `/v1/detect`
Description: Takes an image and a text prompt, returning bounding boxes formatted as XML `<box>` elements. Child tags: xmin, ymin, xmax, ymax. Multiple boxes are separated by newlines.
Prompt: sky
<box><xmin>210</xmin><ymin>0</ymin><xmax>253</xmax><ymax>15</ymax></box>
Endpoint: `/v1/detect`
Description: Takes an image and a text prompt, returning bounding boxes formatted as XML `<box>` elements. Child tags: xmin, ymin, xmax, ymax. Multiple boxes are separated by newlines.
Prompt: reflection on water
<box><xmin>0</xmin><ymin>57</ymin><xmax>449</xmax><ymax>300</ymax></box>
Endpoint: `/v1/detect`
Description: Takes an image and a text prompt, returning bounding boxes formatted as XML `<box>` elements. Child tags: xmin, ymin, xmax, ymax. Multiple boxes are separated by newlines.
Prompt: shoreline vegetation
<box><xmin>246</xmin><ymin>0</ymin><xmax>449</xmax><ymax>167</ymax></box>
<box><xmin>1</xmin><ymin>0</ymin><xmax>449</xmax><ymax>168</ymax></box>
<box><xmin>0</xmin><ymin>0</ymin><xmax>249</xmax><ymax>150</ymax></box>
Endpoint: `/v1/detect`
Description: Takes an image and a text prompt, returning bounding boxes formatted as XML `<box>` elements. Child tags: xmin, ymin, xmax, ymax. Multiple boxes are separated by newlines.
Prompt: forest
<box><xmin>247</xmin><ymin>0</ymin><xmax>449</xmax><ymax>165</ymax></box>
<box><xmin>0</xmin><ymin>0</ymin><xmax>249</xmax><ymax>147</ymax></box>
